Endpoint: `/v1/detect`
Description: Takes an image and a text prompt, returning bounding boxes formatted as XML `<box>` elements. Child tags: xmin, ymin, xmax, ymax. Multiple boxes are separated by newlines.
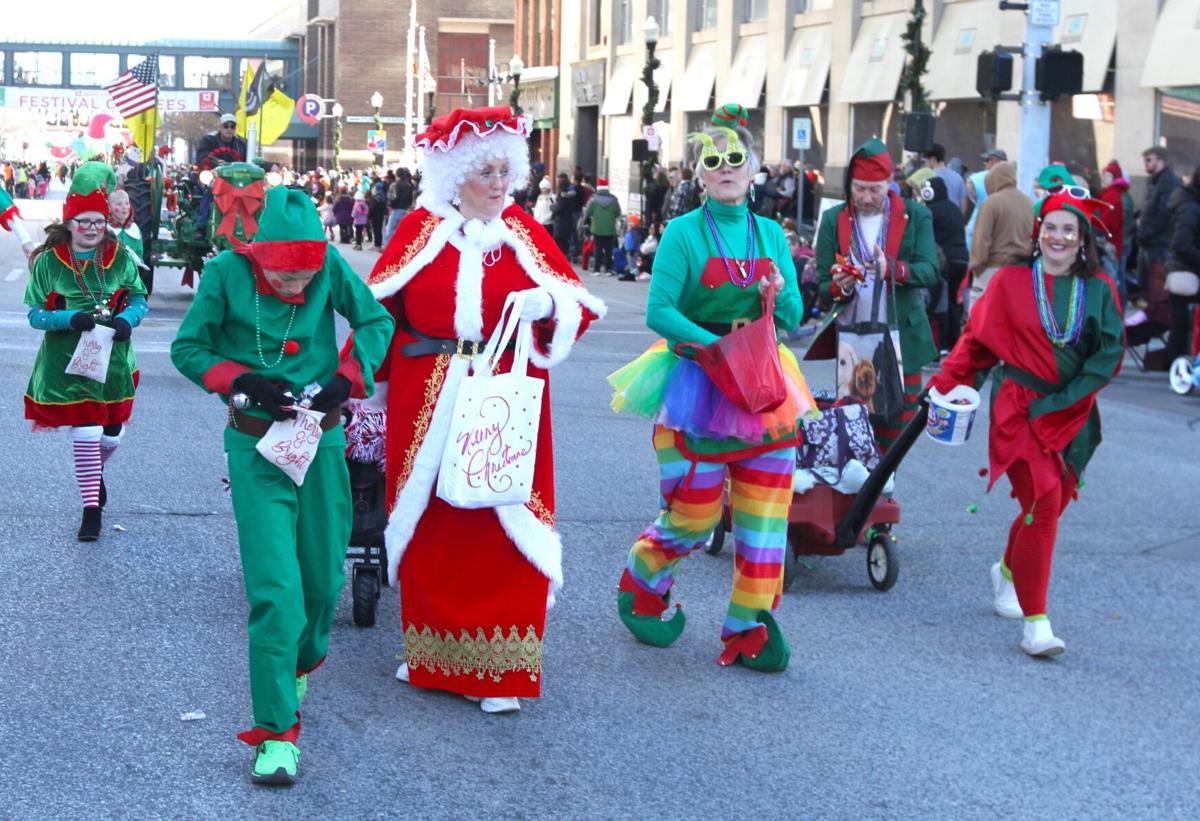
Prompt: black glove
<box><xmin>232</xmin><ymin>373</ymin><xmax>296</xmax><ymax>421</ymax></box>
<box><xmin>69</xmin><ymin>312</ymin><xmax>96</xmax><ymax>332</ymax></box>
<box><xmin>111</xmin><ymin>317</ymin><xmax>132</xmax><ymax>342</ymax></box>
<box><xmin>308</xmin><ymin>375</ymin><xmax>352</xmax><ymax>414</ymax></box>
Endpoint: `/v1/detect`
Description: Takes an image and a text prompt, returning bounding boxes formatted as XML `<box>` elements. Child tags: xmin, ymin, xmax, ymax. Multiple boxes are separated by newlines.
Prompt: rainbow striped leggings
<box><xmin>626</xmin><ymin>426</ymin><xmax>796</xmax><ymax>644</ymax></box>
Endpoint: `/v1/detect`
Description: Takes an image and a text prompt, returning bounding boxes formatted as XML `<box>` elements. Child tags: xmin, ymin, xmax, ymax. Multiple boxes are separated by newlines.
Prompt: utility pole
<box><xmin>1003</xmin><ymin>0</ymin><xmax>1058</xmax><ymax>195</ymax></box>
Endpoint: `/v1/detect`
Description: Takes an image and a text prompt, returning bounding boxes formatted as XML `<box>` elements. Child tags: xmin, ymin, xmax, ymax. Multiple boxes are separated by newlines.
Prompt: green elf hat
<box><xmin>238</xmin><ymin>186</ymin><xmax>327</xmax><ymax>271</ymax></box>
<box><xmin>63</xmin><ymin>162</ymin><xmax>118</xmax><ymax>221</ymax></box>
<box><xmin>712</xmin><ymin>103</ymin><xmax>750</xmax><ymax>129</ymax></box>
<box><xmin>1037</xmin><ymin>164</ymin><xmax>1074</xmax><ymax>193</ymax></box>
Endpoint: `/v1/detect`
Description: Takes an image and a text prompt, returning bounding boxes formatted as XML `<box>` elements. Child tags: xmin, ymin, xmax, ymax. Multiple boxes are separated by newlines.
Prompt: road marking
<box><xmin>5</xmin><ymin>268</ymin><xmax>22</xmax><ymax>281</ymax></box>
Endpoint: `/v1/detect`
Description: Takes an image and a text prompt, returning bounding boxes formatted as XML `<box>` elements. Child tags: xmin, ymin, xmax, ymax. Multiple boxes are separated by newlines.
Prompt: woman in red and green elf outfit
<box><xmin>929</xmin><ymin>189</ymin><xmax>1125</xmax><ymax>658</ymax></box>
<box><xmin>171</xmin><ymin>187</ymin><xmax>393</xmax><ymax>785</ymax></box>
<box><xmin>23</xmin><ymin>162</ymin><xmax>147</xmax><ymax>541</ymax></box>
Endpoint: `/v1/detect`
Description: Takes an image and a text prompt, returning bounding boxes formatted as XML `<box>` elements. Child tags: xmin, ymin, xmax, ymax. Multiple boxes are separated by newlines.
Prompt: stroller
<box><xmin>707</xmin><ymin>391</ymin><xmax>930</xmax><ymax>592</ymax></box>
<box><xmin>342</xmin><ymin>404</ymin><xmax>390</xmax><ymax>627</ymax></box>
<box><xmin>1168</xmin><ymin>302</ymin><xmax>1200</xmax><ymax>396</ymax></box>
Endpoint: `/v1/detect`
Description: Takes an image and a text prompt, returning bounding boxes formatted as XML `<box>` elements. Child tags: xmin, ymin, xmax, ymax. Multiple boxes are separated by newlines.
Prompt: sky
<box><xmin>28</xmin><ymin>0</ymin><xmax>291</xmax><ymax>42</ymax></box>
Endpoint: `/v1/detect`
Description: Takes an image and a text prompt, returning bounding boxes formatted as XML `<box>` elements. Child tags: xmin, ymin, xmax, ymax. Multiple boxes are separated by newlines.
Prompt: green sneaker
<box><xmin>295</xmin><ymin>674</ymin><xmax>308</xmax><ymax>708</ymax></box>
<box><xmin>251</xmin><ymin>740</ymin><xmax>300</xmax><ymax>786</ymax></box>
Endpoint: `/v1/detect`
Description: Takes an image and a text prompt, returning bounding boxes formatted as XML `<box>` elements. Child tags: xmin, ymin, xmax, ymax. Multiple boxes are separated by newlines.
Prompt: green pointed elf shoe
<box><xmin>295</xmin><ymin>674</ymin><xmax>308</xmax><ymax>708</ymax></box>
<box><xmin>251</xmin><ymin>740</ymin><xmax>300</xmax><ymax>786</ymax></box>
<box><xmin>718</xmin><ymin>611</ymin><xmax>790</xmax><ymax>672</ymax></box>
<box><xmin>618</xmin><ymin>569</ymin><xmax>686</xmax><ymax>648</ymax></box>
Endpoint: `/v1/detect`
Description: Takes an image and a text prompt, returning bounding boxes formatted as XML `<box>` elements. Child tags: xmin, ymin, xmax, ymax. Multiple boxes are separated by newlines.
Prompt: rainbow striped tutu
<box><xmin>608</xmin><ymin>340</ymin><xmax>818</xmax><ymax>443</ymax></box>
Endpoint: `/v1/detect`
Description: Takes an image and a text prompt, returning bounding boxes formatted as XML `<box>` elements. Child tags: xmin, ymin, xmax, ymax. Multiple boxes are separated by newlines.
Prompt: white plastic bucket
<box><xmin>925</xmin><ymin>385</ymin><xmax>981</xmax><ymax>446</ymax></box>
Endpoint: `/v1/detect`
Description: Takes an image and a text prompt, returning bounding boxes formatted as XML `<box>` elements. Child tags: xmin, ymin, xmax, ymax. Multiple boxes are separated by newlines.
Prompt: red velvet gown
<box><xmin>368</xmin><ymin>204</ymin><xmax>601</xmax><ymax>698</ymax></box>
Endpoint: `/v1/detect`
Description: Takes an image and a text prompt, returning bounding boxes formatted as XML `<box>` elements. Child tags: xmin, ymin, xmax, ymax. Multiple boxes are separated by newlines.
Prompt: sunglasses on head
<box><xmin>701</xmin><ymin>149</ymin><xmax>747</xmax><ymax>171</ymax></box>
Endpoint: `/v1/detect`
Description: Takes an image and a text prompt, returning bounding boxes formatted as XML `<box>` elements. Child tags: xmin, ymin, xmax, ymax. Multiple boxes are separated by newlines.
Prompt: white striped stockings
<box><xmin>71</xmin><ymin>426</ymin><xmax>103</xmax><ymax>508</ymax></box>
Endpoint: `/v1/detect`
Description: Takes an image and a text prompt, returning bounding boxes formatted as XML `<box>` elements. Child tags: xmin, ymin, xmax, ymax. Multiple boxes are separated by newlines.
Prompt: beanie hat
<box><xmin>712</xmin><ymin>103</ymin><xmax>750</xmax><ymax>129</ymax></box>
<box><xmin>64</xmin><ymin>162</ymin><xmax>118</xmax><ymax>221</ymax></box>
<box><xmin>597</xmin><ymin>178</ymin><xmax>609</xmax><ymax>188</ymax></box>
<box><xmin>239</xmin><ymin>186</ymin><xmax>327</xmax><ymax>271</ymax></box>
<box><xmin>905</xmin><ymin>166</ymin><xmax>935</xmax><ymax>191</ymax></box>
<box><xmin>1103</xmin><ymin>160</ymin><xmax>1123</xmax><ymax>179</ymax></box>
<box><xmin>539</xmin><ymin>178</ymin><xmax>552</xmax><ymax>190</ymax></box>
<box><xmin>849</xmin><ymin>139</ymin><xmax>893</xmax><ymax>183</ymax></box>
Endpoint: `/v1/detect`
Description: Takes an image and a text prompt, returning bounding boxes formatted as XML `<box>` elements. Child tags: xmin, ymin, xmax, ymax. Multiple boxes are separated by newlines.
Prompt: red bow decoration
<box><xmin>212</xmin><ymin>177</ymin><xmax>266</xmax><ymax>242</ymax></box>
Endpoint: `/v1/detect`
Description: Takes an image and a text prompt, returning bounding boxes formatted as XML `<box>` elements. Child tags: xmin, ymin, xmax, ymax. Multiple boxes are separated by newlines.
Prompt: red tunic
<box><xmin>368</xmin><ymin>203</ymin><xmax>602</xmax><ymax>698</ymax></box>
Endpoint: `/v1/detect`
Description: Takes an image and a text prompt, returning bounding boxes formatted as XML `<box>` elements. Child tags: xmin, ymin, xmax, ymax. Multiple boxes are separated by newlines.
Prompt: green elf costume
<box><xmin>170</xmin><ymin>187</ymin><xmax>393</xmax><ymax>785</ymax></box>
<box><xmin>814</xmin><ymin>139</ymin><xmax>941</xmax><ymax>449</ymax></box>
<box><xmin>1</xmin><ymin>185</ymin><xmax>36</xmax><ymax>256</ymax></box>
<box><xmin>23</xmin><ymin>162</ymin><xmax>147</xmax><ymax>541</ymax></box>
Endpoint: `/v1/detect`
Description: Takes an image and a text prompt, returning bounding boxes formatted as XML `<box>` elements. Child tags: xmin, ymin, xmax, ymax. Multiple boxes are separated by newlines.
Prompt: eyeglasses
<box><xmin>1039</xmin><ymin>225</ymin><xmax>1079</xmax><ymax>241</ymax></box>
<box><xmin>72</xmin><ymin>218</ymin><xmax>107</xmax><ymax>230</ymax></box>
<box><xmin>474</xmin><ymin>168</ymin><xmax>512</xmax><ymax>183</ymax></box>
<box><xmin>701</xmin><ymin>149</ymin><xmax>747</xmax><ymax>171</ymax></box>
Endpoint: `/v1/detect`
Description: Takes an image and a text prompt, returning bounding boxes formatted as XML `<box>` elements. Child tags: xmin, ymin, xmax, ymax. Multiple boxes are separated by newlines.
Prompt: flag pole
<box><xmin>404</xmin><ymin>0</ymin><xmax>417</xmax><ymax>168</ymax></box>
<box><xmin>257</xmin><ymin>55</ymin><xmax>267</xmax><ymax>158</ymax></box>
<box><xmin>417</xmin><ymin>26</ymin><xmax>427</xmax><ymax>127</ymax></box>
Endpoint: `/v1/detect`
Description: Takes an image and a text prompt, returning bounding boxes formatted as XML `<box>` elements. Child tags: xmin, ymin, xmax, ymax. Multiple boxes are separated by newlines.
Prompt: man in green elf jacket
<box><xmin>171</xmin><ymin>187</ymin><xmax>393</xmax><ymax>785</ymax></box>
<box><xmin>814</xmin><ymin>138</ymin><xmax>940</xmax><ymax>449</ymax></box>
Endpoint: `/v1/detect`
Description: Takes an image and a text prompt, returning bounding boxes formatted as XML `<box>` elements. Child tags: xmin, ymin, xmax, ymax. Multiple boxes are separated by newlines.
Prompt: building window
<box><xmin>438</xmin><ymin>33</ymin><xmax>490</xmax><ymax>112</ymax></box>
<box><xmin>791</xmin><ymin>0</ymin><xmax>833</xmax><ymax>11</ymax></box>
<box><xmin>128</xmin><ymin>54</ymin><xmax>178</xmax><ymax>87</ymax></box>
<box><xmin>70</xmin><ymin>53</ymin><xmax>120</xmax><ymax>87</ymax></box>
<box><xmin>590</xmin><ymin>0</ymin><xmax>602</xmax><ymax>46</ymax></box>
<box><xmin>13</xmin><ymin>52</ymin><xmax>63</xmax><ymax>86</ymax></box>
<box><xmin>617</xmin><ymin>0</ymin><xmax>634</xmax><ymax>45</ymax></box>
<box><xmin>744</xmin><ymin>0</ymin><xmax>768</xmax><ymax>22</ymax></box>
<box><xmin>695</xmin><ymin>0</ymin><xmax>718</xmax><ymax>31</ymax></box>
<box><xmin>650</xmin><ymin>0</ymin><xmax>672</xmax><ymax>38</ymax></box>
<box><xmin>183</xmin><ymin>56</ymin><xmax>231</xmax><ymax>90</ymax></box>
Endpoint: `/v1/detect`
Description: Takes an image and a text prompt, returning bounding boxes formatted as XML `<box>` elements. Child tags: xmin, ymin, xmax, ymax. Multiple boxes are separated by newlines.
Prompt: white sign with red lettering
<box><xmin>0</xmin><ymin>87</ymin><xmax>220</xmax><ymax>117</ymax></box>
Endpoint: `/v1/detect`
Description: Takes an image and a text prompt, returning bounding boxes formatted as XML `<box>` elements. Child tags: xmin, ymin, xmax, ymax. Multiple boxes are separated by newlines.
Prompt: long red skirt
<box><xmin>399</xmin><ymin>494</ymin><xmax>550</xmax><ymax>699</ymax></box>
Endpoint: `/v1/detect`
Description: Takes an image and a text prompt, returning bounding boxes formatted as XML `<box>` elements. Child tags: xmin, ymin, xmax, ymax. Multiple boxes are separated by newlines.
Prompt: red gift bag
<box><xmin>677</xmin><ymin>288</ymin><xmax>787</xmax><ymax>414</ymax></box>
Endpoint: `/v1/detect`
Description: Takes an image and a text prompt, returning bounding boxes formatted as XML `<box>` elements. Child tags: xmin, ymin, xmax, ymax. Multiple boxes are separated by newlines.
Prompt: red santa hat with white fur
<box><xmin>415</xmin><ymin>106</ymin><xmax>532</xmax><ymax>208</ymax></box>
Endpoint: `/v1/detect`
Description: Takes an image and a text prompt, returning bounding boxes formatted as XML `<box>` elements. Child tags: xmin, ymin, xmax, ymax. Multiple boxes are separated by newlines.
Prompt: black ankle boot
<box><xmin>78</xmin><ymin>507</ymin><xmax>102</xmax><ymax>541</ymax></box>
<box><xmin>98</xmin><ymin>478</ymin><xmax>107</xmax><ymax>510</ymax></box>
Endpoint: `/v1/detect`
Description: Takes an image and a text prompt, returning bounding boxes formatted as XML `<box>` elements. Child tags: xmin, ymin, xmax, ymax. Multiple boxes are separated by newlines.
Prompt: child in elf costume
<box><xmin>171</xmin><ymin>187</ymin><xmax>392</xmax><ymax>785</ymax></box>
<box><xmin>23</xmin><ymin>162</ymin><xmax>148</xmax><ymax>541</ymax></box>
<box><xmin>1</xmin><ymin>185</ymin><xmax>36</xmax><ymax>259</ymax></box>
<box><xmin>107</xmin><ymin>189</ymin><xmax>146</xmax><ymax>268</ymax></box>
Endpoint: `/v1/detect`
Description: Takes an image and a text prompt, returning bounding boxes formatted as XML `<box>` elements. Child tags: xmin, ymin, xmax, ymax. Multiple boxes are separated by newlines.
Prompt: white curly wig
<box><xmin>419</xmin><ymin>129</ymin><xmax>532</xmax><ymax>208</ymax></box>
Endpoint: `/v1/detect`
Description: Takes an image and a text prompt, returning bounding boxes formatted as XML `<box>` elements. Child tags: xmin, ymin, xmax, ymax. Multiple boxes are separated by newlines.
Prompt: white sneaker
<box><xmin>479</xmin><ymin>697</ymin><xmax>521</xmax><ymax>714</ymax></box>
<box><xmin>991</xmin><ymin>562</ymin><xmax>1023</xmax><ymax>619</ymax></box>
<box><xmin>395</xmin><ymin>662</ymin><xmax>410</xmax><ymax>682</ymax></box>
<box><xmin>1021</xmin><ymin>618</ymin><xmax>1066</xmax><ymax>657</ymax></box>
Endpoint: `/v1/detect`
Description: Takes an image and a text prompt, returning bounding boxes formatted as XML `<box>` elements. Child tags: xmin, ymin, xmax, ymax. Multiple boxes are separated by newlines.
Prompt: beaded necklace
<box><xmin>702</xmin><ymin>202</ymin><xmax>758</xmax><ymax>287</ymax></box>
<box><xmin>68</xmin><ymin>245</ymin><xmax>111</xmax><ymax>319</ymax></box>
<box><xmin>850</xmin><ymin>198</ymin><xmax>890</xmax><ymax>273</ymax></box>
<box><xmin>1032</xmin><ymin>258</ymin><xmax>1085</xmax><ymax>348</ymax></box>
<box><xmin>253</xmin><ymin>288</ymin><xmax>298</xmax><ymax>368</ymax></box>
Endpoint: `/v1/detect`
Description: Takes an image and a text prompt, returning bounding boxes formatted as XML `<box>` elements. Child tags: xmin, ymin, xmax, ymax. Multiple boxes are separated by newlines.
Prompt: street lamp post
<box><xmin>508</xmin><ymin>54</ymin><xmax>524</xmax><ymax>115</ymax></box>
<box><xmin>331</xmin><ymin>102</ymin><xmax>344</xmax><ymax>174</ymax></box>
<box><xmin>371</xmin><ymin>91</ymin><xmax>384</xmax><ymax>168</ymax></box>
<box><xmin>640</xmin><ymin>15</ymin><xmax>661</xmax><ymax>222</ymax></box>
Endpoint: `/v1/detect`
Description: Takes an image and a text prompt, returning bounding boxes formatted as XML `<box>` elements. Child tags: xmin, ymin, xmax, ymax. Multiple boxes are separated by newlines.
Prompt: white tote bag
<box><xmin>65</xmin><ymin>325</ymin><xmax>116</xmax><ymax>383</ymax></box>
<box><xmin>437</xmin><ymin>293</ymin><xmax>545</xmax><ymax>509</ymax></box>
<box><xmin>254</xmin><ymin>407</ymin><xmax>326</xmax><ymax>486</ymax></box>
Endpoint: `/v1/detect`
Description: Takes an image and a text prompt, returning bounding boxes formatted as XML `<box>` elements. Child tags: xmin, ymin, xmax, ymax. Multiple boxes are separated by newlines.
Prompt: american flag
<box><xmin>104</xmin><ymin>57</ymin><xmax>159</xmax><ymax>119</ymax></box>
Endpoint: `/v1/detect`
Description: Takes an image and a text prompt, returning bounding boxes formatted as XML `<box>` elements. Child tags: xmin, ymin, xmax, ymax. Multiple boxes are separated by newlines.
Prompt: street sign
<box><xmin>346</xmin><ymin>115</ymin><xmax>405</xmax><ymax>124</ymax></box>
<box><xmin>367</xmin><ymin>130</ymin><xmax>387</xmax><ymax>153</ymax></box>
<box><xmin>791</xmin><ymin>117</ymin><xmax>812</xmax><ymax>151</ymax></box>
<box><xmin>1029</xmin><ymin>0</ymin><xmax>1060</xmax><ymax>27</ymax></box>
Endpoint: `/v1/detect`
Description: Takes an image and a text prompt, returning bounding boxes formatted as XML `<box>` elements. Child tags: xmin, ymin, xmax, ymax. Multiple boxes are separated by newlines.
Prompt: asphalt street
<box><xmin>1</xmin><ymin>199</ymin><xmax>1198</xmax><ymax>819</ymax></box>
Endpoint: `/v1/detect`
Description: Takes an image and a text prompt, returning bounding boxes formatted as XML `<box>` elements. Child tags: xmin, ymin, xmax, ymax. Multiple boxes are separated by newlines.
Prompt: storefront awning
<box><xmin>1053</xmin><ymin>0</ymin><xmax>1117</xmax><ymax>93</ymax></box>
<box><xmin>723</xmin><ymin>35</ymin><xmax>768</xmax><ymax>109</ymax></box>
<box><xmin>925</xmin><ymin>0</ymin><xmax>1001</xmax><ymax>101</ymax></box>
<box><xmin>779</xmin><ymin>24</ymin><xmax>832</xmax><ymax>107</ymax></box>
<box><xmin>600</xmin><ymin>55</ymin><xmax>637</xmax><ymax>117</ymax></box>
<box><xmin>676</xmin><ymin>43</ymin><xmax>716</xmax><ymax>112</ymax></box>
<box><xmin>839</xmin><ymin>12</ymin><xmax>908</xmax><ymax>105</ymax></box>
<box><xmin>1142</xmin><ymin>0</ymin><xmax>1200</xmax><ymax>88</ymax></box>
<box><xmin>653</xmin><ymin>56</ymin><xmax>672</xmax><ymax>113</ymax></box>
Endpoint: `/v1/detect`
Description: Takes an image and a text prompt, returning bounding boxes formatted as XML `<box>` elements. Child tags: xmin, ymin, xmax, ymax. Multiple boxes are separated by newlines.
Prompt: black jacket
<box><xmin>1137</xmin><ymin>166</ymin><xmax>1182</xmax><ymax>250</ymax></box>
<box><xmin>924</xmin><ymin>176</ymin><xmax>969</xmax><ymax>265</ymax></box>
<box><xmin>1166</xmin><ymin>186</ymin><xmax>1200</xmax><ymax>274</ymax></box>
<box><xmin>196</xmin><ymin>131</ymin><xmax>247</xmax><ymax>169</ymax></box>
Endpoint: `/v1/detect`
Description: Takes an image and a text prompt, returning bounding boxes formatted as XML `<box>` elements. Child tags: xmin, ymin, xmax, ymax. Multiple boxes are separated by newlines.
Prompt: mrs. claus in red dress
<box><xmin>367</xmin><ymin>107</ymin><xmax>605</xmax><ymax>713</ymax></box>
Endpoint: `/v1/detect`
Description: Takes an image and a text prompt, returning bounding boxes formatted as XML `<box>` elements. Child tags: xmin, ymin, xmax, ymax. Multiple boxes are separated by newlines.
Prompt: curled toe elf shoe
<box><xmin>479</xmin><ymin>697</ymin><xmax>521</xmax><ymax>714</ymax></box>
<box><xmin>991</xmin><ymin>562</ymin><xmax>1023</xmax><ymax>620</ymax></box>
<box><xmin>295</xmin><ymin>674</ymin><xmax>308</xmax><ymax>707</ymax></box>
<box><xmin>717</xmin><ymin>612</ymin><xmax>790</xmax><ymax>672</ymax></box>
<box><xmin>1021</xmin><ymin>617</ymin><xmax>1066</xmax><ymax>658</ymax></box>
<box><xmin>251</xmin><ymin>741</ymin><xmax>300</xmax><ymax>786</ymax></box>
<box><xmin>617</xmin><ymin>569</ymin><xmax>686</xmax><ymax>647</ymax></box>
<box><xmin>77</xmin><ymin>507</ymin><xmax>102</xmax><ymax>542</ymax></box>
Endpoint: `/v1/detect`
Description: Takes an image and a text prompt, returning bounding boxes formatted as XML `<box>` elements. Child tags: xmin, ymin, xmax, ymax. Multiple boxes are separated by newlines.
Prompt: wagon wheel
<box><xmin>866</xmin><ymin>533</ymin><xmax>900</xmax><ymax>592</ymax></box>
<box><xmin>782</xmin><ymin>535</ymin><xmax>801</xmax><ymax>592</ymax></box>
<box><xmin>704</xmin><ymin>517</ymin><xmax>727</xmax><ymax>556</ymax></box>
<box><xmin>351</xmin><ymin>566</ymin><xmax>381</xmax><ymax>627</ymax></box>
<box><xmin>1169</xmin><ymin>356</ymin><xmax>1195</xmax><ymax>396</ymax></box>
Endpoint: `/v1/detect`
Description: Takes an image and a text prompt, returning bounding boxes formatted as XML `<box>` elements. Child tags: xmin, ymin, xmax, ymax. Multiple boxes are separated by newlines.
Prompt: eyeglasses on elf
<box><xmin>701</xmin><ymin>150</ymin><xmax>747</xmax><ymax>171</ymax></box>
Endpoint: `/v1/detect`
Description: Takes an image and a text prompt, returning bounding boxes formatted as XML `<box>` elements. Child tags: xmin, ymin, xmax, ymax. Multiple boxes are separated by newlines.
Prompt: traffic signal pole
<box><xmin>1006</xmin><ymin>1</ymin><xmax>1056</xmax><ymax>195</ymax></box>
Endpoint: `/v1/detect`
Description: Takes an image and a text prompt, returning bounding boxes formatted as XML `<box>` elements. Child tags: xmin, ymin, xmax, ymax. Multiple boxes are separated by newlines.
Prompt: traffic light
<box><xmin>1036</xmin><ymin>47</ymin><xmax>1084</xmax><ymax>100</ymax></box>
<box><xmin>976</xmin><ymin>50</ymin><xmax>1014</xmax><ymax>99</ymax></box>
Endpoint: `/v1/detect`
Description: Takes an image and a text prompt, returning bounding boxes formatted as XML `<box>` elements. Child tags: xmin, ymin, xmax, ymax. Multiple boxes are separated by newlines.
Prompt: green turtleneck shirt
<box><xmin>646</xmin><ymin>196</ymin><xmax>802</xmax><ymax>350</ymax></box>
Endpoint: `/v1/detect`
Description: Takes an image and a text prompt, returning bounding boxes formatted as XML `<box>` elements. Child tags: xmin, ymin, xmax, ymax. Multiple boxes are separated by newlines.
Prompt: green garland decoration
<box><xmin>898</xmin><ymin>1</ymin><xmax>932</xmax><ymax>113</ymax></box>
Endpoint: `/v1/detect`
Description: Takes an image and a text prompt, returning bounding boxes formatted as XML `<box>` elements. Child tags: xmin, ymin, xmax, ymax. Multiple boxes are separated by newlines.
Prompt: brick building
<box><xmin>252</xmin><ymin>0</ymin><xmax>515</xmax><ymax>170</ymax></box>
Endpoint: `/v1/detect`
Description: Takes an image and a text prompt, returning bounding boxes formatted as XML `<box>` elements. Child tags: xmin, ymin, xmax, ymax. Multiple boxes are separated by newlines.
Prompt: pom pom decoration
<box><xmin>966</xmin><ymin>503</ymin><xmax>979</xmax><ymax>514</ymax></box>
<box><xmin>712</xmin><ymin>103</ymin><xmax>750</xmax><ymax>129</ymax></box>
<box><xmin>978</xmin><ymin>468</ymin><xmax>989</xmax><ymax>477</ymax></box>
<box><xmin>283</xmin><ymin>340</ymin><xmax>300</xmax><ymax>355</ymax></box>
